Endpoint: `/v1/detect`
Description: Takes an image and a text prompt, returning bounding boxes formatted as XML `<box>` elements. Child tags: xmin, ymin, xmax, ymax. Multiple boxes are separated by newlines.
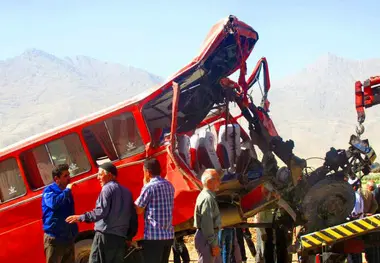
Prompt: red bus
<box><xmin>0</xmin><ymin>16</ymin><xmax>272</xmax><ymax>262</ymax></box>
<box><xmin>0</xmin><ymin>94</ymin><xmax>178</xmax><ymax>262</ymax></box>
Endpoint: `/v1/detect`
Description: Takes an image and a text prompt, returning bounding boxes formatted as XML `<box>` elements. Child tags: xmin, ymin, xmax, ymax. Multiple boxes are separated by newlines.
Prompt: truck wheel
<box><xmin>301</xmin><ymin>178</ymin><xmax>355</xmax><ymax>233</ymax></box>
<box><xmin>75</xmin><ymin>239</ymin><xmax>92</xmax><ymax>263</ymax></box>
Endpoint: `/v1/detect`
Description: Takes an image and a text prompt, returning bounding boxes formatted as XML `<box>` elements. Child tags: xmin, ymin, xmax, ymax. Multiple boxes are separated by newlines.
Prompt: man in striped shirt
<box><xmin>135</xmin><ymin>158</ymin><xmax>175</xmax><ymax>263</ymax></box>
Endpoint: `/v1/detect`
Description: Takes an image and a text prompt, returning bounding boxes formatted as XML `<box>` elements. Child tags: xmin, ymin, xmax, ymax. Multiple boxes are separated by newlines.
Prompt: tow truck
<box><xmin>293</xmin><ymin>77</ymin><xmax>380</xmax><ymax>262</ymax></box>
<box><xmin>122</xmin><ymin>16</ymin><xmax>380</xmax><ymax>262</ymax></box>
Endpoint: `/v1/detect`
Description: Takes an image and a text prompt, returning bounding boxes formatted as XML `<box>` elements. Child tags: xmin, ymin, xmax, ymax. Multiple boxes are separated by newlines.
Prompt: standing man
<box><xmin>363</xmin><ymin>180</ymin><xmax>380</xmax><ymax>263</ymax></box>
<box><xmin>367</xmin><ymin>180</ymin><xmax>376</xmax><ymax>193</ymax></box>
<box><xmin>254</xmin><ymin>209</ymin><xmax>274</xmax><ymax>263</ymax></box>
<box><xmin>194</xmin><ymin>169</ymin><xmax>222</xmax><ymax>263</ymax></box>
<box><xmin>372</xmin><ymin>181</ymin><xmax>380</xmax><ymax>213</ymax></box>
<box><xmin>368</xmin><ymin>180</ymin><xmax>380</xmax><ymax>212</ymax></box>
<box><xmin>219</xmin><ymin>227</ymin><xmax>236</xmax><ymax>263</ymax></box>
<box><xmin>42</xmin><ymin>164</ymin><xmax>78</xmax><ymax>263</ymax></box>
<box><xmin>235</xmin><ymin>228</ymin><xmax>249</xmax><ymax>263</ymax></box>
<box><xmin>347</xmin><ymin>178</ymin><xmax>365</xmax><ymax>263</ymax></box>
<box><xmin>172</xmin><ymin>236</ymin><xmax>191</xmax><ymax>263</ymax></box>
<box><xmin>66</xmin><ymin>162</ymin><xmax>137</xmax><ymax>263</ymax></box>
<box><xmin>361</xmin><ymin>181</ymin><xmax>378</xmax><ymax>216</ymax></box>
<box><xmin>135</xmin><ymin>158</ymin><xmax>175</xmax><ymax>263</ymax></box>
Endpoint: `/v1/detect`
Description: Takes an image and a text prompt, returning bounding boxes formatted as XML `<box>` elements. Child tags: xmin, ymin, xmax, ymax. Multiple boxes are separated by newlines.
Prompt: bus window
<box><xmin>84</xmin><ymin>112</ymin><xmax>145</xmax><ymax>162</ymax></box>
<box><xmin>105</xmin><ymin>112</ymin><xmax>145</xmax><ymax>159</ymax></box>
<box><xmin>20</xmin><ymin>133</ymin><xmax>91</xmax><ymax>190</ymax></box>
<box><xmin>0</xmin><ymin>158</ymin><xmax>26</xmax><ymax>203</ymax></box>
<box><xmin>47</xmin><ymin>134</ymin><xmax>91</xmax><ymax>175</ymax></box>
<box><xmin>32</xmin><ymin>145</ymin><xmax>54</xmax><ymax>185</ymax></box>
<box><xmin>83</xmin><ymin>122</ymin><xmax>119</xmax><ymax>164</ymax></box>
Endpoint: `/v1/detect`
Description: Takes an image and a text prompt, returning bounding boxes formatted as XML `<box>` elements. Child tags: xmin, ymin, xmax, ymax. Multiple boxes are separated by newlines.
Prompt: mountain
<box><xmin>1</xmin><ymin>49</ymin><xmax>380</xmax><ymax>168</ymax></box>
<box><xmin>0</xmin><ymin>49</ymin><xmax>163</xmax><ymax>148</ymax></box>
<box><xmin>265</xmin><ymin>53</ymin><xmax>380</xmax><ymax>166</ymax></box>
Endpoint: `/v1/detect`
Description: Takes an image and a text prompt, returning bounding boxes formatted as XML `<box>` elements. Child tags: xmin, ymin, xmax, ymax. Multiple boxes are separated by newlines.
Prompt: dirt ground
<box><xmin>168</xmin><ymin>228</ymin><xmax>300</xmax><ymax>262</ymax></box>
<box><xmin>168</xmin><ymin>230</ymin><xmax>367</xmax><ymax>263</ymax></box>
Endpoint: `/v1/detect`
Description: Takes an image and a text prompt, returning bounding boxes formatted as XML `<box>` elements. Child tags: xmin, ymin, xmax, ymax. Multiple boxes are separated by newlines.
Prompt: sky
<box><xmin>0</xmin><ymin>0</ymin><xmax>379</xmax><ymax>80</ymax></box>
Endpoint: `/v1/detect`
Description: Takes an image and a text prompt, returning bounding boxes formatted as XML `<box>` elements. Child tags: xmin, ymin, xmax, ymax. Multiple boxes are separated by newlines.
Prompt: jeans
<box><xmin>219</xmin><ymin>228</ymin><xmax>235</xmax><ymax>263</ymax></box>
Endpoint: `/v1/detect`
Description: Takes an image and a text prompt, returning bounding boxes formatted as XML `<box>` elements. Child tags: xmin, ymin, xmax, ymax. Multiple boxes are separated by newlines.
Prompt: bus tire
<box><xmin>75</xmin><ymin>239</ymin><xmax>93</xmax><ymax>263</ymax></box>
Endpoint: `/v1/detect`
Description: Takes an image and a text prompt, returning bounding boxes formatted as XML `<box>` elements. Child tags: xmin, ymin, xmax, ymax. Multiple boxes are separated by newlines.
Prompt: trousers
<box><xmin>195</xmin><ymin>230</ymin><xmax>222</xmax><ymax>263</ymax></box>
<box><xmin>89</xmin><ymin>231</ymin><xmax>125</xmax><ymax>263</ymax></box>
<box><xmin>44</xmin><ymin>233</ymin><xmax>75</xmax><ymax>263</ymax></box>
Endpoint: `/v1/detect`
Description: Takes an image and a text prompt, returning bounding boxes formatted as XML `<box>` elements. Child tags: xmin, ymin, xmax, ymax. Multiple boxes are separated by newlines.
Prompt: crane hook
<box><xmin>356</xmin><ymin>123</ymin><xmax>365</xmax><ymax>137</ymax></box>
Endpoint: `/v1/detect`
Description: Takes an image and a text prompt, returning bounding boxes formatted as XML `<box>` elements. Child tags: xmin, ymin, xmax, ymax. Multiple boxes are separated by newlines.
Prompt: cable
<box><xmin>305</xmin><ymin>157</ymin><xmax>325</xmax><ymax>161</ymax></box>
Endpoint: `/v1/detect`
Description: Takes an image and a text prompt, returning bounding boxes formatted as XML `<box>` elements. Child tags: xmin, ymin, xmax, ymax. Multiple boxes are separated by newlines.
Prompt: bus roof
<box><xmin>0</xmin><ymin>15</ymin><xmax>259</xmax><ymax>160</ymax></box>
<box><xmin>0</xmin><ymin>85</ymin><xmax>160</xmax><ymax>159</ymax></box>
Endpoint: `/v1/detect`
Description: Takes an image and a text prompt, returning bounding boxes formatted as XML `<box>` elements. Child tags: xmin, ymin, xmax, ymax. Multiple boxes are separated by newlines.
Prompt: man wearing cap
<box><xmin>135</xmin><ymin>158</ymin><xmax>175</xmax><ymax>263</ymax></box>
<box><xmin>66</xmin><ymin>162</ymin><xmax>137</xmax><ymax>263</ymax></box>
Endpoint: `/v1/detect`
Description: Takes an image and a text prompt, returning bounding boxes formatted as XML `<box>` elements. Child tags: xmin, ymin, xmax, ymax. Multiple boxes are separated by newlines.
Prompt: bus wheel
<box><xmin>75</xmin><ymin>239</ymin><xmax>92</xmax><ymax>263</ymax></box>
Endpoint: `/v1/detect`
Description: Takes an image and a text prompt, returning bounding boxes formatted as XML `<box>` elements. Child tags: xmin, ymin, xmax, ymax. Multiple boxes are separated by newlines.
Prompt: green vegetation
<box><xmin>361</xmin><ymin>173</ymin><xmax>380</xmax><ymax>185</ymax></box>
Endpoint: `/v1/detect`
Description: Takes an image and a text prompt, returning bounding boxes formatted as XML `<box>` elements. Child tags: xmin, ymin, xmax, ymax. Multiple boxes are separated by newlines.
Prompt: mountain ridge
<box><xmin>1</xmin><ymin>49</ymin><xmax>379</xmax><ymax>164</ymax></box>
<box><xmin>267</xmin><ymin>53</ymin><xmax>380</xmax><ymax>162</ymax></box>
<box><xmin>0</xmin><ymin>49</ymin><xmax>164</xmax><ymax>149</ymax></box>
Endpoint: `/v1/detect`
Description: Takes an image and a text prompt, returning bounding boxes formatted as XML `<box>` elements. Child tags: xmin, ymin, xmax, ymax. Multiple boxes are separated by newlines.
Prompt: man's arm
<box><xmin>370</xmin><ymin>194</ymin><xmax>378</xmax><ymax>214</ymax></box>
<box><xmin>67</xmin><ymin>188</ymin><xmax>112</xmax><ymax>224</ymax></box>
<box><xmin>199</xmin><ymin>199</ymin><xmax>218</xmax><ymax>247</ymax></box>
<box><xmin>134</xmin><ymin>186</ymin><xmax>151</xmax><ymax>215</ymax></box>
<box><xmin>135</xmin><ymin>206</ymin><xmax>145</xmax><ymax>215</ymax></box>
<box><xmin>80</xmin><ymin>188</ymin><xmax>112</xmax><ymax>222</ymax></box>
<box><xmin>126</xmin><ymin>204</ymin><xmax>138</xmax><ymax>240</ymax></box>
<box><xmin>43</xmin><ymin>188</ymin><xmax>71</xmax><ymax>210</ymax></box>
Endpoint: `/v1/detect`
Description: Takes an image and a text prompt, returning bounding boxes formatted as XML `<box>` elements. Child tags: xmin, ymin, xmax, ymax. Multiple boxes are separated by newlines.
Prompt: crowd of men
<box><xmin>40</xmin><ymin>157</ymin><xmax>380</xmax><ymax>263</ymax></box>
<box><xmin>42</xmin><ymin>158</ymin><xmax>175</xmax><ymax>263</ymax></box>
<box><xmin>347</xmin><ymin>178</ymin><xmax>380</xmax><ymax>263</ymax></box>
<box><xmin>41</xmin><ymin>159</ymin><xmax>253</xmax><ymax>263</ymax></box>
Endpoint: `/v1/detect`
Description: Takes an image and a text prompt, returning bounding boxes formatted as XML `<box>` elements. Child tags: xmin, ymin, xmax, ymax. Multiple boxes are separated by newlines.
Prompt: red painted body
<box><xmin>0</xmin><ymin>16</ymin><xmax>269</xmax><ymax>262</ymax></box>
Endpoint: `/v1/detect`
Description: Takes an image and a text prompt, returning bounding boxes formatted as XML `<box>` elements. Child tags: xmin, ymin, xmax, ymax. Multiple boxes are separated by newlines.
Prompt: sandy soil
<box><xmin>168</xmin><ymin>230</ymin><xmax>367</xmax><ymax>263</ymax></box>
<box><xmin>168</xmin><ymin>228</ymin><xmax>300</xmax><ymax>262</ymax></box>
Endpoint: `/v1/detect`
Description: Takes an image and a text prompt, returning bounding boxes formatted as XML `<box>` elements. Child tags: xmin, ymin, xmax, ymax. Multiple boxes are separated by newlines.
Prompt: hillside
<box><xmin>0</xmin><ymin>49</ymin><xmax>163</xmax><ymax>148</ymax></box>
<box><xmin>266</xmin><ymin>53</ymin><xmax>380</xmax><ymax>165</ymax></box>
<box><xmin>1</xmin><ymin>50</ymin><xmax>379</xmax><ymax>166</ymax></box>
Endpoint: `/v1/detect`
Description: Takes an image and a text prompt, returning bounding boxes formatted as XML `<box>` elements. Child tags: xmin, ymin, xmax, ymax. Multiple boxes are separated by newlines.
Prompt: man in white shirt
<box><xmin>254</xmin><ymin>209</ymin><xmax>274</xmax><ymax>263</ymax></box>
<box><xmin>348</xmin><ymin>177</ymin><xmax>364</xmax><ymax>263</ymax></box>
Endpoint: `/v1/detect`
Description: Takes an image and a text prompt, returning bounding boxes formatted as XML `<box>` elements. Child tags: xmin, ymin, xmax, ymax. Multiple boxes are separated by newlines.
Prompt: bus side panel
<box><xmin>0</xmin><ymin>151</ymin><xmax>171</xmax><ymax>263</ymax></box>
<box><xmin>0</xmin><ymin>199</ymin><xmax>45</xmax><ymax>263</ymax></box>
<box><xmin>114</xmin><ymin>151</ymin><xmax>167</xmax><ymax>240</ymax></box>
<box><xmin>165</xmin><ymin>154</ymin><xmax>200</xmax><ymax>227</ymax></box>
<box><xmin>71</xmin><ymin>175</ymin><xmax>103</xmax><ymax>234</ymax></box>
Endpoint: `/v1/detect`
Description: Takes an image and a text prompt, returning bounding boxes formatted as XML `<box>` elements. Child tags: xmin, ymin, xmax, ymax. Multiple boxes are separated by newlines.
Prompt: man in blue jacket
<box><xmin>42</xmin><ymin>163</ymin><xmax>78</xmax><ymax>263</ymax></box>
